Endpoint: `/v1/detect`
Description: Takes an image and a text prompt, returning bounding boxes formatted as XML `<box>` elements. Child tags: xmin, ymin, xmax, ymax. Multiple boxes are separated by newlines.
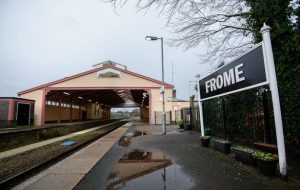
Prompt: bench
<box><xmin>254</xmin><ymin>142</ymin><xmax>277</xmax><ymax>153</ymax></box>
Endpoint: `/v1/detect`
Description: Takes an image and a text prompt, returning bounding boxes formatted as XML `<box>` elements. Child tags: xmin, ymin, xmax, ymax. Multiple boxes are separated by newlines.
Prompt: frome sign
<box><xmin>196</xmin><ymin>24</ymin><xmax>287</xmax><ymax>177</ymax></box>
<box><xmin>199</xmin><ymin>45</ymin><xmax>268</xmax><ymax>100</ymax></box>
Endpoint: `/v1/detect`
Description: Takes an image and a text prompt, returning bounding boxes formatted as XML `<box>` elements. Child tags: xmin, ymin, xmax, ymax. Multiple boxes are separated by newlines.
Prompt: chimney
<box><xmin>172</xmin><ymin>89</ymin><xmax>176</xmax><ymax>98</ymax></box>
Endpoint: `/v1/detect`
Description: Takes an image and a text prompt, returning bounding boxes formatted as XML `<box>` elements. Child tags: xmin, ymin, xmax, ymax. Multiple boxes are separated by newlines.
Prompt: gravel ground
<box><xmin>0</xmin><ymin>123</ymin><xmax>124</xmax><ymax>183</ymax></box>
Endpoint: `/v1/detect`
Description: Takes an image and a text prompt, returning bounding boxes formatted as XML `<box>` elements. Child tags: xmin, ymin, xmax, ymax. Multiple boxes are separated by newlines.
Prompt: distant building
<box><xmin>0</xmin><ymin>97</ymin><xmax>35</xmax><ymax>127</ymax></box>
<box><xmin>17</xmin><ymin>60</ymin><xmax>190</xmax><ymax>126</ymax></box>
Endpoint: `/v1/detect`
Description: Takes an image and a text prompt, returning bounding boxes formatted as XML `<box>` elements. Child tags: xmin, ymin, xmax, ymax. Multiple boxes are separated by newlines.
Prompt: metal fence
<box><xmin>182</xmin><ymin>107</ymin><xmax>192</xmax><ymax>126</ymax></box>
<box><xmin>175</xmin><ymin>110</ymin><xmax>182</xmax><ymax>123</ymax></box>
<box><xmin>190</xmin><ymin>88</ymin><xmax>300</xmax><ymax>147</ymax></box>
<box><xmin>154</xmin><ymin>111</ymin><xmax>172</xmax><ymax>125</ymax></box>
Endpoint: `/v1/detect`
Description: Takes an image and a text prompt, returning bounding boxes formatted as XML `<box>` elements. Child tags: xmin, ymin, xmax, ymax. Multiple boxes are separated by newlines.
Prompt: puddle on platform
<box><xmin>119</xmin><ymin>130</ymin><xmax>150</xmax><ymax>147</ymax></box>
<box><xmin>107</xmin><ymin>150</ymin><xmax>194</xmax><ymax>190</ymax></box>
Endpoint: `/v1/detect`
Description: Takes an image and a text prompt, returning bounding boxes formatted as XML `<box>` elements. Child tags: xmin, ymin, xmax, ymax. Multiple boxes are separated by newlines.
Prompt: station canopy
<box><xmin>19</xmin><ymin>60</ymin><xmax>174</xmax><ymax>108</ymax></box>
<box><xmin>45</xmin><ymin>89</ymin><xmax>149</xmax><ymax>108</ymax></box>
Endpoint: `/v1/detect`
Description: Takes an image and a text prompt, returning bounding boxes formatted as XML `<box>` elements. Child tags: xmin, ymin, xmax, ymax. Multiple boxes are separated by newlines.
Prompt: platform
<box><xmin>13</xmin><ymin>123</ymin><xmax>130</xmax><ymax>190</ymax></box>
<box><xmin>12</xmin><ymin>123</ymin><xmax>300</xmax><ymax>190</ymax></box>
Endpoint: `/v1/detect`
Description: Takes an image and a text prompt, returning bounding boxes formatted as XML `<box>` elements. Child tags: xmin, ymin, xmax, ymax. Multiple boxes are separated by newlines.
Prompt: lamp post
<box><xmin>189</xmin><ymin>81</ymin><xmax>197</xmax><ymax>97</ymax></box>
<box><xmin>145</xmin><ymin>36</ymin><xmax>166</xmax><ymax>134</ymax></box>
<box><xmin>195</xmin><ymin>74</ymin><xmax>205</xmax><ymax>136</ymax></box>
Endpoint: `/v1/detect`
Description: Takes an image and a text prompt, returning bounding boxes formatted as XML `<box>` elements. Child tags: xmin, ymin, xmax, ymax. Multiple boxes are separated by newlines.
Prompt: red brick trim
<box><xmin>148</xmin><ymin>89</ymin><xmax>152</xmax><ymax>124</ymax></box>
<box><xmin>41</xmin><ymin>89</ymin><xmax>46</xmax><ymax>125</ymax></box>
<box><xmin>8</xmin><ymin>99</ymin><xmax>14</xmax><ymax>120</ymax></box>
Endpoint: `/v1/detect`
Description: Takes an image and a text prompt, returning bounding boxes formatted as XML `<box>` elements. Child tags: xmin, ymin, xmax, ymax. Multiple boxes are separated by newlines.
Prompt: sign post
<box><xmin>261</xmin><ymin>23</ymin><xmax>287</xmax><ymax>177</ymax></box>
<box><xmin>195</xmin><ymin>23</ymin><xmax>287</xmax><ymax>177</ymax></box>
<box><xmin>195</xmin><ymin>74</ymin><xmax>205</xmax><ymax>136</ymax></box>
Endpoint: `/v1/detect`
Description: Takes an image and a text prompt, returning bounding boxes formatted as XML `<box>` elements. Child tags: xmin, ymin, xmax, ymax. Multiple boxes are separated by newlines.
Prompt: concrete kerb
<box><xmin>0</xmin><ymin>120</ymin><xmax>125</xmax><ymax>160</ymax></box>
<box><xmin>13</xmin><ymin>123</ymin><xmax>131</xmax><ymax>190</ymax></box>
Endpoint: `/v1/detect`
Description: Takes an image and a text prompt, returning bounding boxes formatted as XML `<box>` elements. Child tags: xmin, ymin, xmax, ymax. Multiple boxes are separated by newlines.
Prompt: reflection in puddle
<box><xmin>134</xmin><ymin>131</ymin><xmax>150</xmax><ymax>136</ymax></box>
<box><xmin>120</xmin><ymin>149</ymin><xmax>152</xmax><ymax>160</ymax></box>
<box><xmin>108</xmin><ymin>150</ymin><xmax>194</xmax><ymax>190</ymax></box>
<box><xmin>119</xmin><ymin>130</ymin><xmax>150</xmax><ymax>147</ymax></box>
<box><xmin>118</xmin><ymin>137</ymin><xmax>131</xmax><ymax>147</ymax></box>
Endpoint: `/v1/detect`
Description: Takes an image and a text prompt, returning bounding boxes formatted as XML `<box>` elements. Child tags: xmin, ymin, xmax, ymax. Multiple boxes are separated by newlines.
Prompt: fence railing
<box><xmin>154</xmin><ymin>111</ymin><xmax>172</xmax><ymax>125</ymax></box>
<box><xmin>189</xmin><ymin>88</ymin><xmax>300</xmax><ymax>147</ymax></box>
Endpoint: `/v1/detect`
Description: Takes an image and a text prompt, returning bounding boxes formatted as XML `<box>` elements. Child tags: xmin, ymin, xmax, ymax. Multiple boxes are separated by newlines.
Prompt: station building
<box><xmin>17</xmin><ymin>61</ymin><xmax>189</xmax><ymax>126</ymax></box>
<box><xmin>0</xmin><ymin>97</ymin><xmax>35</xmax><ymax>127</ymax></box>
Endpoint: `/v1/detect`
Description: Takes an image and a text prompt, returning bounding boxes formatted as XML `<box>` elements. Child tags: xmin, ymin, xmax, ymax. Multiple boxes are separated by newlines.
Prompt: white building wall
<box><xmin>149</xmin><ymin>89</ymin><xmax>173</xmax><ymax>124</ymax></box>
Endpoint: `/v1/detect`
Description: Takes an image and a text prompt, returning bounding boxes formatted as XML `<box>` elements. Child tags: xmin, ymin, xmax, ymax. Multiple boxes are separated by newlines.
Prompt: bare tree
<box><xmin>103</xmin><ymin>0</ymin><xmax>256</xmax><ymax>65</ymax></box>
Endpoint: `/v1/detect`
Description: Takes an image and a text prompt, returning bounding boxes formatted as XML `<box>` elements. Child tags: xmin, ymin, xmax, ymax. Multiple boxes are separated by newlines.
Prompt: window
<box><xmin>97</xmin><ymin>68</ymin><xmax>121</xmax><ymax>78</ymax></box>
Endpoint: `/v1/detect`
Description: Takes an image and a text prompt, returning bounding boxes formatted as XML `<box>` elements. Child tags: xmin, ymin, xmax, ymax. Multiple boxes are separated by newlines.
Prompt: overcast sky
<box><xmin>0</xmin><ymin>0</ymin><xmax>213</xmax><ymax>100</ymax></box>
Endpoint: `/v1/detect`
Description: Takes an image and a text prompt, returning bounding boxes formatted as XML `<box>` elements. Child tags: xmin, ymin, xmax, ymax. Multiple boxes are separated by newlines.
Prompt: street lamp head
<box><xmin>195</xmin><ymin>74</ymin><xmax>201</xmax><ymax>79</ymax></box>
<box><xmin>145</xmin><ymin>36</ymin><xmax>159</xmax><ymax>41</ymax></box>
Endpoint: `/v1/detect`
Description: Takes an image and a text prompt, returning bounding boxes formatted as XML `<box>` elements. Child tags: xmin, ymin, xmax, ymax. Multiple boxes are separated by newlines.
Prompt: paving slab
<box><xmin>49</xmin><ymin>158</ymin><xmax>99</xmax><ymax>174</ymax></box>
<box><xmin>21</xmin><ymin>174</ymin><xmax>84</xmax><ymax>190</ymax></box>
<box><xmin>13</xmin><ymin>124</ymin><xmax>129</xmax><ymax>190</ymax></box>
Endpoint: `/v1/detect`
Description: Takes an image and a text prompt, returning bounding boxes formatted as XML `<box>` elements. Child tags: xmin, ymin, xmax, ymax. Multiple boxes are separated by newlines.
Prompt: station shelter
<box><xmin>18</xmin><ymin>61</ymin><xmax>189</xmax><ymax>126</ymax></box>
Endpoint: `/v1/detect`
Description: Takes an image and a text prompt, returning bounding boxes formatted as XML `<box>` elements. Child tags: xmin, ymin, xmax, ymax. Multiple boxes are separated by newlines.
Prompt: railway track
<box><xmin>0</xmin><ymin>120</ymin><xmax>128</xmax><ymax>190</ymax></box>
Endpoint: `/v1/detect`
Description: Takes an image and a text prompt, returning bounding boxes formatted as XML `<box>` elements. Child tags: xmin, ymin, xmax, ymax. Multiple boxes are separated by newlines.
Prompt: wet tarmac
<box><xmin>75</xmin><ymin>124</ymin><xmax>300</xmax><ymax>190</ymax></box>
<box><xmin>107</xmin><ymin>149</ymin><xmax>193</xmax><ymax>190</ymax></box>
<box><xmin>119</xmin><ymin>130</ymin><xmax>150</xmax><ymax>147</ymax></box>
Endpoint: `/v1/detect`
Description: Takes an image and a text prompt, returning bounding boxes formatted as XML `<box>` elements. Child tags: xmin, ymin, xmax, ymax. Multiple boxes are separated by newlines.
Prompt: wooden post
<box><xmin>222</xmin><ymin>99</ymin><xmax>227</xmax><ymax>138</ymax></box>
<box><xmin>195</xmin><ymin>75</ymin><xmax>205</xmax><ymax>136</ymax></box>
<box><xmin>58</xmin><ymin>95</ymin><xmax>62</xmax><ymax>124</ymax></box>
<box><xmin>78</xmin><ymin>104</ymin><xmax>81</xmax><ymax>121</ymax></box>
<box><xmin>70</xmin><ymin>100</ymin><xmax>73</xmax><ymax>122</ymax></box>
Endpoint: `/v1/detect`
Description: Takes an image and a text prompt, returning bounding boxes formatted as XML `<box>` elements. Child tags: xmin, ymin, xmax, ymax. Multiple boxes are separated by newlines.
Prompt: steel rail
<box><xmin>0</xmin><ymin>120</ymin><xmax>128</xmax><ymax>190</ymax></box>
